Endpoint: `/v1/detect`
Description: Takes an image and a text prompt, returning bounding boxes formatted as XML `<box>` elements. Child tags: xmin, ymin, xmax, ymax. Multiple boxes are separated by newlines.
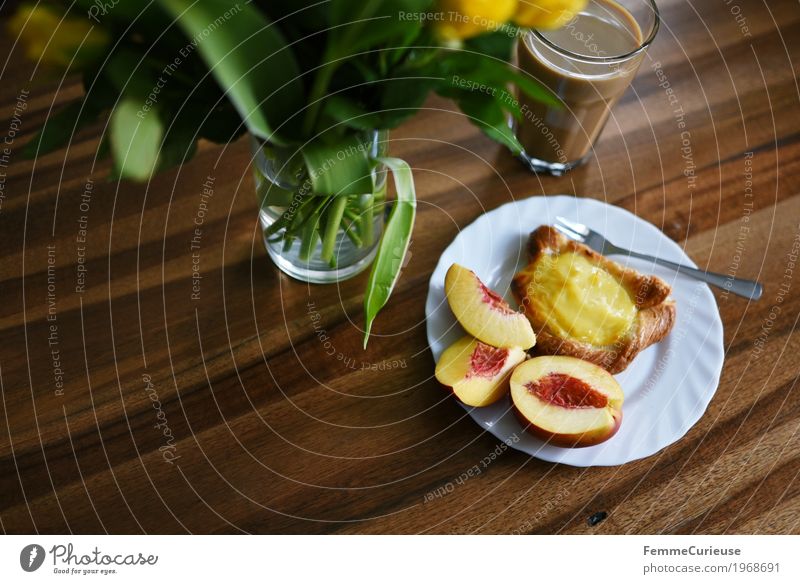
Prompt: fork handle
<box><xmin>617</xmin><ymin>248</ymin><xmax>763</xmax><ymax>300</ymax></box>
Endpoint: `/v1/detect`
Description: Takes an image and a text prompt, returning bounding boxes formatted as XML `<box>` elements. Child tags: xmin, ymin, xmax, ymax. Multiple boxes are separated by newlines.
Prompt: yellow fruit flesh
<box><xmin>435</xmin><ymin>336</ymin><xmax>527</xmax><ymax>407</ymax></box>
<box><xmin>445</xmin><ymin>264</ymin><xmax>536</xmax><ymax>349</ymax></box>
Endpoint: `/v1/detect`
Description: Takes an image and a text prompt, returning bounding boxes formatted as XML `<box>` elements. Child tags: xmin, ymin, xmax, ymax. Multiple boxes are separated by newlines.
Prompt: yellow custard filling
<box><xmin>527</xmin><ymin>252</ymin><xmax>636</xmax><ymax>346</ymax></box>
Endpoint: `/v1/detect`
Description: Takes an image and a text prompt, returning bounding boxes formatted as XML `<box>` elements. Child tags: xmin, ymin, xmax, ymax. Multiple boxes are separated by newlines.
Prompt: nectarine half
<box><xmin>510</xmin><ymin>356</ymin><xmax>623</xmax><ymax>447</ymax></box>
<box><xmin>435</xmin><ymin>336</ymin><xmax>527</xmax><ymax>407</ymax></box>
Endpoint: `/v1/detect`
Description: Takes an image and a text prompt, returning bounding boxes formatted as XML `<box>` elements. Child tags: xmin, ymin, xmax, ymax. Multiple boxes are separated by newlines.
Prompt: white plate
<box><xmin>426</xmin><ymin>195</ymin><xmax>724</xmax><ymax>466</ymax></box>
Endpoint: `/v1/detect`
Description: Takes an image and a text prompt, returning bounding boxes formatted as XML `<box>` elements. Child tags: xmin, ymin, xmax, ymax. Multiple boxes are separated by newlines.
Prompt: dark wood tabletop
<box><xmin>2</xmin><ymin>0</ymin><xmax>799</xmax><ymax>534</ymax></box>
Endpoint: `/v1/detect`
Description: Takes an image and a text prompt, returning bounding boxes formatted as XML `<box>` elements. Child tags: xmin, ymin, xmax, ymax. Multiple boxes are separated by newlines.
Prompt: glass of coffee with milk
<box><xmin>514</xmin><ymin>0</ymin><xmax>659</xmax><ymax>175</ymax></box>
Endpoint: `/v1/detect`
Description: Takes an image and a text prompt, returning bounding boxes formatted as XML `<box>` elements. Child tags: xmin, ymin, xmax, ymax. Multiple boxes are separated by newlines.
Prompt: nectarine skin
<box><xmin>513</xmin><ymin>406</ymin><xmax>622</xmax><ymax>448</ymax></box>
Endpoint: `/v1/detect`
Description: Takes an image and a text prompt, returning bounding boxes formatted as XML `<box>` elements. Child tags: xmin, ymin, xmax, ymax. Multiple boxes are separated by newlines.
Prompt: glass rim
<box><xmin>528</xmin><ymin>0</ymin><xmax>661</xmax><ymax>64</ymax></box>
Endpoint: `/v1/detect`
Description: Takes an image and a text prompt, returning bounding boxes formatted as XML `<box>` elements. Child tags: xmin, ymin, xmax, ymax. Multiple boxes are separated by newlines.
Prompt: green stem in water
<box><xmin>320</xmin><ymin>196</ymin><xmax>348</xmax><ymax>263</ymax></box>
<box><xmin>358</xmin><ymin>193</ymin><xmax>375</xmax><ymax>247</ymax></box>
<box><xmin>343</xmin><ymin>207</ymin><xmax>362</xmax><ymax>225</ymax></box>
<box><xmin>265</xmin><ymin>194</ymin><xmax>313</xmax><ymax>238</ymax></box>
<box><xmin>300</xmin><ymin>197</ymin><xmax>330</xmax><ymax>262</ymax></box>
<box><xmin>343</xmin><ymin>219</ymin><xmax>363</xmax><ymax>248</ymax></box>
<box><xmin>299</xmin><ymin>207</ymin><xmax>322</xmax><ymax>262</ymax></box>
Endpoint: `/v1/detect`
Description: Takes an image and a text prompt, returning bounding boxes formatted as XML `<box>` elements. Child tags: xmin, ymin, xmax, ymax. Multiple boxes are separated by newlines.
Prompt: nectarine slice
<box><xmin>510</xmin><ymin>356</ymin><xmax>623</xmax><ymax>447</ymax></box>
<box><xmin>445</xmin><ymin>264</ymin><xmax>536</xmax><ymax>349</ymax></box>
<box><xmin>436</xmin><ymin>336</ymin><xmax>527</xmax><ymax>407</ymax></box>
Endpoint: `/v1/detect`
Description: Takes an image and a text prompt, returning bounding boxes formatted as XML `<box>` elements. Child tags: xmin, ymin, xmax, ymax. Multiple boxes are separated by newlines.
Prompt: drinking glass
<box><xmin>514</xmin><ymin>0</ymin><xmax>660</xmax><ymax>175</ymax></box>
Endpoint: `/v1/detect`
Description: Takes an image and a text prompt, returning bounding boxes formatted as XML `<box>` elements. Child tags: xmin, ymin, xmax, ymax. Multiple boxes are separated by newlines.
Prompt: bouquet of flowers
<box><xmin>10</xmin><ymin>0</ymin><xmax>584</xmax><ymax>346</ymax></box>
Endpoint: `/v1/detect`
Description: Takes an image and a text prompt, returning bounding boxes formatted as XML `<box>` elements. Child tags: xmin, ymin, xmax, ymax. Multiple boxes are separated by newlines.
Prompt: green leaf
<box><xmin>453</xmin><ymin>92</ymin><xmax>523</xmax><ymax>155</ymax></box>
<box><xmin>258</xmin><ymin>1</ymin><xmax>330</xmax><ymax>33</ymax></box>
<box><xmin>437</xmin><ymin>48</ymin><xmax>559</xmax><ymax>151</ymax></box>
<box><xmin>439</xmin><ymin>77</ymin><xmax>522</xmax><ymax>120</ymax></box>
<box><xmin>256</xmin><ymin>180</ymin><xmax>296</xmax><ymax>208</ymax></box>
<box><xmin>302</xmin><ymin>1</ymin><xmax>434</xmax><ymax>134</ymax></box>
<box><xmin>158</xmin><ymin>0</ymin><xmax>304</xmax><ymax>143</ymax></box>
<box><xmin>301</xmin><ymin>133</ymin><xmax>375</xmax><ymax>196</ymax></box>
<box><xmin>109</xmin><ymin>98</ymin><xmax>163</xmax><ymax>181</ymax></box>
<box><xmin>328</xmin><ymin>0</ymin><xmax>428</xmax><ymax>58</ymax></box>
<box><xmin>323</xmin><ymin>96</ymin><xmax>382</xmax><ymax>131</ymax></box>
<box><xmin>324</xmin><ymin>73</ymin><xmax>441</xmax><ymax>133</ymax></box>
<box><xmin>158</xmin><ymin>117</ymin><xmax>198</xmax><ymax>171</ymax></box>
<box><xmin>464</xmin><ymin>30</ymin><xmax>517</xmax><ymax>61</ymax></box>
<box><xmin>439</xmin><ymin>49</ymin><xmax>560</xmax><ymax>111</ymax></box>
<box><xmin>198</xmin><ymin>103</ymin><xmax>247</xmax><ymax>143</ymax></box>
<box><xmin>384</xmin><ymin>20</ymin><xmax>427</xmax><ymax>70</ymax></box>
<box><xmin>506</xmin><ymin>69</ymin><xmax>560</xmax><ymax>109</ymax></box>
<box><xmin>380</xmin><ymin>75</ymin><xmax>442</xmax><ymax>117</ymax></box>
<box><xmin>104</xmin><ymin>48</ymin><xmax>157</xmax><ymax>98</ymax></box>
<box><xmin>363</xmin><ymin>157</ymin><xmax>416</xmax><ymax>349</ymax></box>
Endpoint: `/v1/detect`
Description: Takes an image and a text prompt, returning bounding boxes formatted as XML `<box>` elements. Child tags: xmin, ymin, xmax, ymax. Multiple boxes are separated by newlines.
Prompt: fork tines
<box><xmin>555</xmin><ymin>216</ymin><xmax>590</xmax><ymax>236</ymax></box>
<box><xmin>553</xmin><ymin>219</ymin><xmax>585</xmax><ymax>241</ymax></box>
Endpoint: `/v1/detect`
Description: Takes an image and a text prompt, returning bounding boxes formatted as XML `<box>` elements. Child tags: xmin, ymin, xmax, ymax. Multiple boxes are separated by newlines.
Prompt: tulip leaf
<box><xmin>328</xmin><ymin>0</ymin><xmax>428</xmax><ymax>58</ymax></box>
<box><xmin>104</xmin><ymin>48</ymin><xmax>158</xmax><ymax>99</ymax></box>
<box><xmin>453</xmin><ymin>91</ymin><xmax>523</xmax><ymax>155</ymax></box>
<box><xmin>301</xmin><ymin>134</ymin><xmax>375</xmax><ymax>196</ymax></box>
<box><xmin>323</xmin><ymin>96</ymin><xmax>381</xmax><ymax>131</ymax></box>
<box><xmin>158</xmin><ymin>115</ymin><xmax>199</xmax><ymax>171</ymax></box>
<box><xmin>464</xmin><ymin>30</ymin><xmax>516</xmax><ymax>61</ymax></box>
<box><xmin>159</xmin><ymin>0</ymin><xmax>303</xmax><ymax>144</ymax></box>
<box><xmin>256</xmin><ymin>178</ymin><xmax>296</xmax><ymax>209</ymax></box>
<box><xmin>363</xmin><ymin>157</ymin><xmax>416</xmax><ymax>348</ymax></box>
<box><xmin>109</xmin><ymin>98</ymin><xmax>163</xmax><ymax>181</ymax></box>
<box><xmin>442</xmin><ymin>50</ymin><xmax>560</xmax><ymax>109</ymax></box>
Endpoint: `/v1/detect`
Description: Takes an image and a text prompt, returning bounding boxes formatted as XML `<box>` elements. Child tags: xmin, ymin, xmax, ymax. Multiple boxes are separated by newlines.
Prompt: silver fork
<box><xmin>554</xmin><ymin>216</ymin><xmax>763</xmax><ymax>300</ymax></box>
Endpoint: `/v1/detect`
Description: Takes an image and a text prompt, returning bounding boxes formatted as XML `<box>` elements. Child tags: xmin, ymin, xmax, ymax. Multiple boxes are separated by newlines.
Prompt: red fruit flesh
<box><xmin>468</xmin><ymin>342</ymin><xmax>509</xmax><ymax>379</ymax></box>
<box><xmin>478</xmin><ymin>281</ymin><xmax>515</xmax><ymax>315</ymax></box>
<box><xmin>525</xmin><ymin>373</ymin><xmax>608</xmax><ymax>409</ymax></box>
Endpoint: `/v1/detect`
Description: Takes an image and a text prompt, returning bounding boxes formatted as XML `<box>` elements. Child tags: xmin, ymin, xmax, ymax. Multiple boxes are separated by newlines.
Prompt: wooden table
<box><xmin>1</xmin><ymin>0</ymin><xmax>799</xmax><ymax>534</ymax></box>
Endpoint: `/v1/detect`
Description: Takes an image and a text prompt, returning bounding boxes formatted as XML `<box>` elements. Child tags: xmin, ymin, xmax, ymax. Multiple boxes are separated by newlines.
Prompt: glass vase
<box><xmin>251</xmin><ymin>131</ymin><xmax>387</xmax><ymax>283</ymax></box>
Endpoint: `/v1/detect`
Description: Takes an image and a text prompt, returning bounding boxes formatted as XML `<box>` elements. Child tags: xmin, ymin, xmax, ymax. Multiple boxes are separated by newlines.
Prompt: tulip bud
<box><xmin>514</xmin><ymin>0</ymin><xmax>587</xmax><ymax>30</ymax></box>
<box><xmin>8</xmin><ymin>3</ymin><xmax>110</xmax><ymax>72</ymax></box>
<box><xmin>435</xmin><ymin>0</ymin><xmax>518</xmax><ymax>41</ymax></box>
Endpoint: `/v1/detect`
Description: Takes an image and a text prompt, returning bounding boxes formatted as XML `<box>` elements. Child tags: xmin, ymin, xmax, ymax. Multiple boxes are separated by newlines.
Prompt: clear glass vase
<box><xmin>251</xmin><ymin>131</ymin><xmax>387</xmax><ymax>283</ymax></box>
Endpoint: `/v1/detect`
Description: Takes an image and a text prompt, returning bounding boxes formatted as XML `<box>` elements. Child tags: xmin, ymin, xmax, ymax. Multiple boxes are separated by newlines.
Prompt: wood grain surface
<box><xmin>1</xmin><ymin>0</ymin><xmax>799</xmax><ymax>534</ymax></box>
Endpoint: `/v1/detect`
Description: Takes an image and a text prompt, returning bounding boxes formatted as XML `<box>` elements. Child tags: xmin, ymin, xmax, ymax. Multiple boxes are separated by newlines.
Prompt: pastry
<box><xmin>511</xmin><ymin>225</ymin><xmax>676</xmax><ymax>373</ymax></box>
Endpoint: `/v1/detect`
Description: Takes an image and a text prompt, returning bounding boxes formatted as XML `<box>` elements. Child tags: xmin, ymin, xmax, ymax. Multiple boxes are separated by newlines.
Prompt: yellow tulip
<box><xmin>436</xmin><ymin>0</ymin><xmax>519</xmax><ymax>41</ymax></box>
<box><xmin>8</xmin><ymin>3</ymin><xmax>110</xmax><ymax>71</ymax></box>
<box><xmin>514</xmin><ymin>0</ymin><xmax>588</xmax><ymax>30</ymax></box>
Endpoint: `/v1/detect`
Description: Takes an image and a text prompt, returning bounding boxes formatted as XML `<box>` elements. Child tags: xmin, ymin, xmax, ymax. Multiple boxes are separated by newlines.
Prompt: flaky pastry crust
<box><xmin>511</xmin><ymin>225</ymin><xmax>676</xmax><ymax>374</ymax></box>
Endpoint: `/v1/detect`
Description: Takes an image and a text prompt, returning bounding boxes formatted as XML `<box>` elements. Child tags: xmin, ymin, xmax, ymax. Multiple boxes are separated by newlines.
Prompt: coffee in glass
<box><xmin>514</xmin><ymin>0</ymin><xmax>660</xmax><ymax>174</ymax></box>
